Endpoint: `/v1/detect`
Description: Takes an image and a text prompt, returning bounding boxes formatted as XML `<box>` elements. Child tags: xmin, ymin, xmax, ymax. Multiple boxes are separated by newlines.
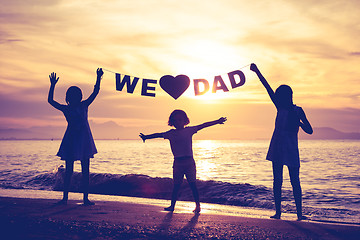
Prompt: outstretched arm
<box><xmin>250</xmin><ymin>63</ymin><xmax>277</xmax><ymax>108</ymax></box>
<box><xmin>48</xmin><ymin>72</ymin><xmax>64</xmax><ymax>110</ymax></box>
<box><xmin>195</xmin><ymin>117</ymin><xmax>227</xmax><ymax>131</ymax></box>
<box><xmin>139</xmin><ymin>132</ymin><xmax>164</xmax><ymax>142</ymax></box>
<box><xmin>84</xmin><ymin>68</ymin><xmax>104</xmax><ymax>106</ymax></box>
<box><xmin>298</xmin><ymin>108</ymin><xmax>313</xmax><ymax>134</ymax></box>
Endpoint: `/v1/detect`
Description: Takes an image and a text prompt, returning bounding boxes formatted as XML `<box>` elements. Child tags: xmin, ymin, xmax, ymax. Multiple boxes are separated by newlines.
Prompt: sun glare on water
<box><xmin>194</xmin><ymin>140</ymin><xmax>220</xmax><ymax>180</ymax></box>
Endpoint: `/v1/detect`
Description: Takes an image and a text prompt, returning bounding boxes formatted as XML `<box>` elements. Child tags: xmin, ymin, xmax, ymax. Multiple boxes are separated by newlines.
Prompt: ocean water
<box><xmin>0</xmin><ymin>139</ymin><xmax>359</xmax><ymax>224</ymax></box>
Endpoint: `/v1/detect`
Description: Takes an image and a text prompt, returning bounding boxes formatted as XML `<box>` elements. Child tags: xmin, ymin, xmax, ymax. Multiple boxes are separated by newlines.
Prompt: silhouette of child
<box><xmin>140</xmin><ymin>110</ymin><xmax>227</xmax><ymax>213</ymax></box>
<box><xmin>250</xmin><ymin>63</ymin><xmax>313</xmax><ymax>221</ymax></box>
<box><xmin>48</xmin><ymin>68</ymin><xmax>103</xmax><ymax>205</ymax></box>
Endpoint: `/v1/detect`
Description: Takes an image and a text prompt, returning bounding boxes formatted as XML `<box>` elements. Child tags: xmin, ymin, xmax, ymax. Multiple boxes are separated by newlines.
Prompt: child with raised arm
<box><xmin>48</xmin><ymin>68</ymin><xmax>104</xmax><ymax>205</ymax></box>
<box><xmin>140</xmin><ymin>110</ymin><xmax>227</xmax><ymax>213</ymax></box>
<box><xmin>250</xmin><ymin>63</ymin><xmax>313</xmax><ymax>221</ymax></box>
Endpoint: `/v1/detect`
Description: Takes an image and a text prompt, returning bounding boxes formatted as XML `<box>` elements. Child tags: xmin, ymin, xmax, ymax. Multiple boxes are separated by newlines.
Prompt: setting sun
<box><xmin>0</xmin><ymin>0</ymin><xmax>359</xmax><ymax>139</ymax></box>
<box><xmin>174</xmin><ymin>40</ymin><xmax>246</xmax><ymax>76</ymax></box>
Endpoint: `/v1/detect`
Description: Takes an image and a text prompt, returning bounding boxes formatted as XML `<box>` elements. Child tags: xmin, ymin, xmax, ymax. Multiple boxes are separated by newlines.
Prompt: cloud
<box><xmin>0</xmin><ymin>93</ymin><xmax>53</xmax><ymax>119</ymax></box>
<box><xmin>306</xmin><ymin>107</ymin><xmax>360</xmax><ymax>133</ymax></box>
<box><xmin>349</xmin><ymin>52</ymin><xmax>360</xmax><ymax>56</ymax></box>
<box><xmin>0</xmin><ymin>0</ymin><xmax>360</xmax><ymax>137</ymax></box>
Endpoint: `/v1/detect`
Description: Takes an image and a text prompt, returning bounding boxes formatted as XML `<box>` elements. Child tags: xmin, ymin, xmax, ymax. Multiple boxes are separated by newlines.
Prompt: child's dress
<box><xmin>57</xmin><ymin>102</ymin><xmax>97</xmax><ymax>161</ymax></box>
<box><xmin>266</xmin><ymin>105</ymin><xmax>301</xmax><ymax>167</ymax></box>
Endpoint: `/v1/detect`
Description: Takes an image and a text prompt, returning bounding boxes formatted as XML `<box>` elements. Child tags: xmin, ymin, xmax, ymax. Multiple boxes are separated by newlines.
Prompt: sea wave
<box><xmin>5</xmin><ymin>165</ymin><xmax>277</xmax><ymax>209</ymax></box>
<box><xmin>1</xmin><ymin>166</ymin><xmax>360</xmax><ymax>224</ymax></box>
<box><xmin>48</xmin><ymin>166</ymin><xmax>276</xmax><ymax>209</ymax></box>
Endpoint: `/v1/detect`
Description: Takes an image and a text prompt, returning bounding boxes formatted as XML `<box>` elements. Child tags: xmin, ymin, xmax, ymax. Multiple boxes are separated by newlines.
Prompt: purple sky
<box><xmin>1</xmin><ymin>0</ymin><xmax>359</xmax><ymax>139</ymax></box>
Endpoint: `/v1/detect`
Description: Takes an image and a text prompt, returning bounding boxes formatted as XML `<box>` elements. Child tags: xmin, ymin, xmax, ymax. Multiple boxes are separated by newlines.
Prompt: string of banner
<box><xmin>103</xmin><ymin>64</ymin><xmax>251</xmax><ymax>100</ymax></box>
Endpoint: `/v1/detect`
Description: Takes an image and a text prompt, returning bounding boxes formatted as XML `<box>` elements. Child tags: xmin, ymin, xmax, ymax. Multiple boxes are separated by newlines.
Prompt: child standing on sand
<box><xmin>250</xmin><ymin>63</ymin><xmax>313</xmax><ymax>220</ymax></box>
<box><xmin>48</xmin><ymin>68</ymin><xmax>103</xmax><ymax>205</ymax></box>
<box><xmin>140</xmin><ymin>110</ymin><xmax>226</xmax><ymax>213</ymax></box>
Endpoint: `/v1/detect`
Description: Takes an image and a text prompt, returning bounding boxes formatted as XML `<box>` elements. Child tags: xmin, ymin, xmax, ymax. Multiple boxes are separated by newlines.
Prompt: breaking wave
<box><xmin>2</xmin><ymin>166</ymin><xmax>360</xmax><ymax>224</ymax></box>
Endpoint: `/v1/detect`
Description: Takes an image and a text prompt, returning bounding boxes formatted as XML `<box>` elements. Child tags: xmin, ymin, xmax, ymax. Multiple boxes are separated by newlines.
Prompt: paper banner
<box><xmin>112</xmin><ymin>68</ymin><xmax>247</xmax><ymax>99</ymax></box>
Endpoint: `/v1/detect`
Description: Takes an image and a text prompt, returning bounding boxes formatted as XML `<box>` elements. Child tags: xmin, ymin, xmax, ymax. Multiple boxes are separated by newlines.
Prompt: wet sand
<box><xmin>0</xmin><ymin>192</ymin><xmax>359</xmax><ymax>239</ymax></box>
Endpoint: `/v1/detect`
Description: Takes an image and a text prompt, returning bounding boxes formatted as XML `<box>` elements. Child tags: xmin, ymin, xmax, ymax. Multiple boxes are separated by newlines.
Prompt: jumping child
<box><xmin>140</xmin><ymin>110</ymin><xmax>226</xmax><ymax>213</ymax></box>
<box><xmin>250</xmin><ymin>63</ymin><xmax>313</xmax><ymax>220</ymax></box>
<box><xmin>48</xmin><ymin>68</ymin><xmax>103</xmax><ymax>205</ymax></box>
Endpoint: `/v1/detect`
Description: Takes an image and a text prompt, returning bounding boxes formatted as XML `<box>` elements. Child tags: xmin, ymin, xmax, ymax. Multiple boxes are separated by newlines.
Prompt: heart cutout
<box><xmin>160</xmin><ymin>74</ymin><xmax>190</xmax><ymax>100</ymax></box>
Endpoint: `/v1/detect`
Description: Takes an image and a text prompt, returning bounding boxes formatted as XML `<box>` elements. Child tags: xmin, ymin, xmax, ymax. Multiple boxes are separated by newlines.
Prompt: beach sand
<box><xmin>0</xmin><ymin>190</ymin><xmax>359</xmax><ymax>240</ymax></box>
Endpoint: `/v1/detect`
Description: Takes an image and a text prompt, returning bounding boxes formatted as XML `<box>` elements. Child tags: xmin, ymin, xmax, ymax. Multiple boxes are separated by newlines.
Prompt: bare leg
<box><xmin>271</xmin><ymin>162</ymin><xmax>283</xmax><ymax>219</ymax></box>
<box><xmin>288</xmin><ymin>166</ymin><xmax>304</xmax><ymax>220</ymax></box>
<box><xmin>57</xmin><ymin>160</ymin><xmax>74</xmax><ymax>205</ymax></box>
<box><xmin>188</xmin><ymin>181</ymin><xmax>201</xmax><ymax>213</ymax></box>
<box><xmin>165</xmin><ymin>183</ymin><xmax>181</xmax><ymax>211</ymax></box>
<box><xmin>165</xmin><ymin>166</ymin><xmax>183</xmax><ymax>211</ymax></box>
<box><xmin>81</xmin><ymin>158</ymin><xmax>94</xmax><ymax>205</ymax></box>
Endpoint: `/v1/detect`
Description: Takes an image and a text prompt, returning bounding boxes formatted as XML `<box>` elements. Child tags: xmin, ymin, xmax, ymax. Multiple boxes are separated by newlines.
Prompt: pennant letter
<box><xmin>141</xmin><ymin>79</ymin><xmax>157</xmax><ymax>97</ymax></box>
<box><xmin>212</xmin><ymin>75</ymin><xmax>229</xmax><ymax>93</ymax></box>
<box><xmin>116</xmin><ymin>74</ymin><xmax>139</xmax><ymax>93</ymax></box>
<box><xmin>228</xmin><ymin>70</ymin><xmax>245</xmax><ymax>89</ymax></box>
<box><xmin>194</xmin><ymin>79</ymin><xmax>210</xmax><ymax>96</ymax></box>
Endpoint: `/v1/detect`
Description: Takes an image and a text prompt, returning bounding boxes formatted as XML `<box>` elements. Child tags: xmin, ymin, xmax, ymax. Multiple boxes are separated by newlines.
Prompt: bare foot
<box><xmin>270</xmin><ymin>213</ymin><xmax>281</xmax><ymax>219</ymax></box>
<box><xmin>193</xmin><ymin>206</ymin><xmax>201</xmax><ymax>213</ymax></box>
<box><xmin>297</xmin><ymin>215</ymin><xmax>308</xmax><ymax>221</ymax></box>
<box><xmin>164</xmin><ymin>206</ymin><xmax>174</xmax><ymax>211</ymax></box>
<box><xmin>83</xmin><ymin>200</ymin><xmax>95</xmax><ymax>206</ymax></box>
<box><xmin>55</xmin><ymin>199</ymin><xmax>67</xmax><ymax>205</ymax></box>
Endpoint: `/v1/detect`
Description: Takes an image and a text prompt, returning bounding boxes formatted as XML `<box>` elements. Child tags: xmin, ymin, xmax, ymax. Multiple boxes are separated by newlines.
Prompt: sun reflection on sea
<box><xmin>194</xmin><ymin>140</ymin><xmax>219</xmax><ymax>181</ymax></box>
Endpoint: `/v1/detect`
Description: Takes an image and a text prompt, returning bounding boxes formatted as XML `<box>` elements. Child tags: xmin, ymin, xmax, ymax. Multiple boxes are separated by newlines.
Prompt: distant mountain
<box><xmin>0</xmin><ymin>125</ymin><xmax>66</xmax><ymax>140</ymax></box>
<box><xmin>299</xmin><ymin>127</ymin><xmax>360</xmax><ymax>140</ymax></box>
<box><xmin>1</xmin><ymin>124</ymin><xmax>359</xmax><ymax>140</ymax></box>
<box><xmin>0</xmin><ymin>121</ymin><xmax>134</xmax><ymax>140</ymax></box>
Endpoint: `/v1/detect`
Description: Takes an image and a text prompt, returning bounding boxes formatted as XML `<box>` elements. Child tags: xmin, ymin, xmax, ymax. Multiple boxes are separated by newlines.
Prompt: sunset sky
<box><xmin>1</xmin><ymin>0</ymin><xmax>359</xmax><ymax>140</ymax></box>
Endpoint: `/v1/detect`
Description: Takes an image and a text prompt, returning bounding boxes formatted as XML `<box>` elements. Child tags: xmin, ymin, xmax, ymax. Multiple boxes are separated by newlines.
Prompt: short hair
<box><xmin>66</xmin><ymin>86</ymin><xmax>82</xmax><ymax>105</ymax></box>
<box><xmin>168</xmin><ymin>109</ymin><xmax>190</xmax><ymax>126</ymax></box>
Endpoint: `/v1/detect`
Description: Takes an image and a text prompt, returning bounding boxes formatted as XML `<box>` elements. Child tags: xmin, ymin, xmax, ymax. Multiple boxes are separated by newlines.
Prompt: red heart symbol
<box><xmin>160</xmin><ymin>75</ymin><xmax>190</xmax><ymax>100</ymax></box>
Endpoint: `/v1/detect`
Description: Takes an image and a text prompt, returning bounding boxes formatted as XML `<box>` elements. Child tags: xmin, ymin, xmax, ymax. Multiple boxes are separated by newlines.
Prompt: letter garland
<box><xmin>104</xmin><ymin>64</ymin><xmax>250</xmax><ymax>100</ymax></box>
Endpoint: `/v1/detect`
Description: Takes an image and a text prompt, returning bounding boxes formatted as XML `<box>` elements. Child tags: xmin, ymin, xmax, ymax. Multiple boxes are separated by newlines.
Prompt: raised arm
<box><xmin>48</xmin><ymin>72</ymin><xmax>64</xmax><ymax>110</ymax></box>
<box><xmin>298</xmin><ymin>108</ymin><xmax>313</xmax><ymax>134</ymax></box>
<box><xmin>250</xmin><ymin>63</ymin><xmax>277</xmax><ymax>108</ymax></box>
<box><xmin>195</xmin><ymin>117</ymin><xmax>227</xmax><ymax>131</ymax></box>
<box><xmin>83</xmin><ymin>68</ymin><xmax>104</xmax><ymax>106</ymax></box>
<box><xmin>139</xmin><ymin>132</ymin><xmax>164</xmax><ymax>142</ymax></box>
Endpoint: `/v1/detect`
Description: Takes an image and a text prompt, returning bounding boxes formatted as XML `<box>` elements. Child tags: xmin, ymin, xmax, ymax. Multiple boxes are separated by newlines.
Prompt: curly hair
<box><xmin>168</xmin><ymin>109</ymin><xmax>190</xmax><ymax>127</ymax></box>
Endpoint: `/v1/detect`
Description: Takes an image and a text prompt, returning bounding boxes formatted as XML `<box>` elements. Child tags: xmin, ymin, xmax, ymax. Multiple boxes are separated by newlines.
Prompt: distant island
<box><xmin>299</xmin><ymin>127</ymin><xmax>360</xmax><ymax>140</ymax></box>
<box><xmin>0</xmin><ymin>122</ymin><xmax>359</xmax><ymax>140</ymax></box>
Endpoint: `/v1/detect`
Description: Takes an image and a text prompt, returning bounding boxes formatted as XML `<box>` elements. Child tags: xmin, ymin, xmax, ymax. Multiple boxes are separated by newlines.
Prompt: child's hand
<box><xmin>250</xmin><ymin>63</ymin><xmax>259</xmax><ymax>72</ymax></box>
<box><xmin>139</xmin><ymin>133</ymin><xmax>147</xmax><ymax>142</ymax></box>
<box><xmin>49</xmin><ymin>72</ymin><xmax>59</xmax><ymax>85</ymax></box>
<box><xmin>97</xmin><ymin>68</ymin><xmax>104</xmax><ymax>78</ymax></box>
<box><xmin>218</xmin><ymin>117</ymin><xmax>227</xmax><ymax>124</ymax></box>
